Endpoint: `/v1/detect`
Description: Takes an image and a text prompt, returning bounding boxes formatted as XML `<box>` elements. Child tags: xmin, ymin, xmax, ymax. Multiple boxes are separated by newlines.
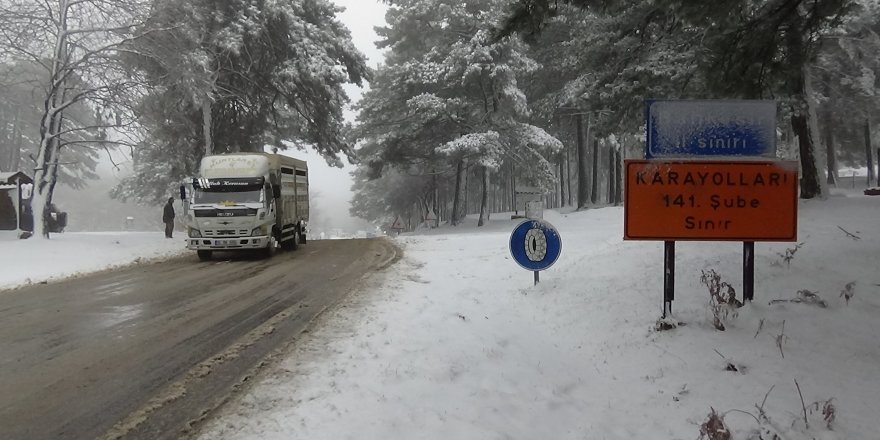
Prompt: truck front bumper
<box><xmin>186</xmin><ymin>235</ymin><xmax>270</xmax><ymax>250</ymax></box>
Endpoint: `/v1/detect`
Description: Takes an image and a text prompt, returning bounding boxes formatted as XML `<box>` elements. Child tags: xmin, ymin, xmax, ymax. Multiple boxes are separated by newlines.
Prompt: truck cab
<box><xmin>182</xmin><ymin>153</ymin><xmax>308</xmax><ymax>261</ymax></box>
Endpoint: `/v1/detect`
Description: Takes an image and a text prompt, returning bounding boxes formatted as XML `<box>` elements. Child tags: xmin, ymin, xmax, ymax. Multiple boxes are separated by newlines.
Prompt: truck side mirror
<box><xmin>179</xmin><ymin>185</ymin><xmax>186</xmax><ymax>200</ymax></box>
<box><xmin>273</xmin><ymin>185</ymin><xmax>281</xmax><ymax>199</ymax></box>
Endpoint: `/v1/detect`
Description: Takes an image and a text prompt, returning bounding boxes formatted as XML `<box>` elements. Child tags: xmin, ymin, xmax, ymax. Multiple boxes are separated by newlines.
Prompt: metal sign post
<box><xmin>663</xmin><ymin>241</ymin><xmax>675</xmax><ymax>318</ymax></box>
<box><xmin>509</xmin><ymin>219</ymin><xmax>562</xmax><ymax>286</ymax></box>
<box><xmin>743</xmin><ymin>241</ymin><xmax>755</xmax><ymax>301</ymax></box>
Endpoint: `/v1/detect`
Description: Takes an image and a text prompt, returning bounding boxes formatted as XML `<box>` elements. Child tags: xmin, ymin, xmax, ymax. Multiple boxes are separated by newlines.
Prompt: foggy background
<box><xmin>55</xmin><ymin>0</ymin><xmax>389</xmax><ymax>236</ymax></box>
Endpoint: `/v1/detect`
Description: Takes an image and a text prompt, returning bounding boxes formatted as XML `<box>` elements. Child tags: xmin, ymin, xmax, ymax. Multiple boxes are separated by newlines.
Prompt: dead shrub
<box><xmin>769</xmin><ymin>289</ymin><xmax>827</xmax><ymax>308</ymax></box>
<box><xmin>700</xmin><ymin>269</ymin><xmax>742</xmax><ymax>331</ymax></box>
<box><xmin>699</xmin><ymin>407</ymin><xmax>731</xmax><ymax>440</ymax></box>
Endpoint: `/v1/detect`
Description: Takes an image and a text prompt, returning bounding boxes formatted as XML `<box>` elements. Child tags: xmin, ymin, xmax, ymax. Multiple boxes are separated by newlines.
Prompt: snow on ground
<box><xmin>0</xmin><ymin>231</ymin><xmax>187</xmax><ymax>290</ymax></box>
<box><xmin>197</xmin><ymin>188</ymin><xmax>880</xmax><ymax>440</ymax></box>
<box><xmin>1</xmin><ymin>188</ymin><xmax>877</xmax><ymax>439</ymax></box>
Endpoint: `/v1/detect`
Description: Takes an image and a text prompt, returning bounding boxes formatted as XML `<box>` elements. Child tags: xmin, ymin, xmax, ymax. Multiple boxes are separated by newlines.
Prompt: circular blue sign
<box><xmin>509</xmin><ymin>219</ymin><xmax>562</xmax><ymax>271</ymax></box>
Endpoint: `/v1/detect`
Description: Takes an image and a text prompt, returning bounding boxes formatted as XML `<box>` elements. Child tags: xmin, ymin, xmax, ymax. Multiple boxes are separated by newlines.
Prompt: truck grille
<box><xmin>204</xmin><ymin>229</ymin><xmax>249</xmax><ymax>237</ymax></box>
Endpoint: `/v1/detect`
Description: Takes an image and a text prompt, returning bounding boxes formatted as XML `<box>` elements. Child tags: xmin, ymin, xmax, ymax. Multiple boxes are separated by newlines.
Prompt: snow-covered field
<box><xmin>195</xmin><ymin>188</ymin><xmax>880</xmax><ymax>440</ymax></box>
<box><xmin>2</xmin><ymin>189</ymin><xmax>878</xmax><ymax>439</ymax></box>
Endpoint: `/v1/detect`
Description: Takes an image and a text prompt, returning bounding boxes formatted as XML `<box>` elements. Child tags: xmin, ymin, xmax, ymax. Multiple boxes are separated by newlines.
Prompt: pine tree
<box><xmin>352</xmin><ymin>0</ymin><xmax>561</xmax><ymax>227</ymax></box>
<box><xmin>114</xmin><ymin>0</ymin><xmax>369</xmax><ymax>204</ymax></box>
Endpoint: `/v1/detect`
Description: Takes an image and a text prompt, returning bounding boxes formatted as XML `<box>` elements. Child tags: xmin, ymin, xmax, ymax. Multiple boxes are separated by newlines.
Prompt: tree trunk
<box><xmin>607</xmin><ymin>145</ymin><xmax>615</xmax><ymax>203</ymax></box>
<box><xmin>822</xmin><ymin>75</ymin><xmax>837</xmax><ymax>186</ymax></box>
<box><xmin>11</xmin><ymin>107</ymin><xmax>23</xmax><ymax>171</ymax></box>
<box><xmin>32</xmin><ymin>0</ymin><xmax>70</xmax><ymax>239</ymax></box>
<box><xmin>0</xmin><ymin>108</ymin><xmax>8</xmax><ymax>171</ymax></box>
<box><xmin>202</xmin><ymin>92</ymin><xmax>213</xmax><ymax>156</ymax></box>
<box><xmin>824</xmin><ymin>110</ymin><xmax>837</xmax><ymax>185</ymax></box>
<box><xmin>46</xmin><ymin>107</ymin><xmax>68</xmax><ymax>208</ymax></box>
<box><xmin>492</xmin><ymin>176</ymin><xmax>498</xmax><ymax>212</ymax></box>
<box><xmin>441</xmin><ymin>178</ymin><xmax>448</xmax><ymax>221</ymax></box>
<box><xmin>498</xmin><ymin>164</ymin><xmax>505</xmax><ymax>212</ymax></box>
<box><xmin>791</xmin><ymin>114</ymin><xmax>822</xmax><ymax>199</ymax></box>
<box><xmin>558</xmin><ymin>152</ymin><xmax>565</xmax><ymax>207</ymax></box>
<box><xmin>464</xmin><ymin>164</ymin><xmax>470</xmax><ymax>215</ymax></box>
<box><xmin>576</xmin><ymin>113</ymin><xmax>589</xmax><ymax>209</ymax></box>
<box><xmin>865</xmin><ymin>119</ymin><xmax>874</xmax><ymax>186</ymax></box>
<box><xmin>788</xmin><ymin>67</ymin><xmax>824</xmax><ymax>199</ymax></box>
<box><xmin>785</xmin><ymin>28</ymin><xmax>824</xmax><ymax>199</ymax></box>
<box><xmin>614</xmin><ymin>149</ymin><xmax>622</xmax><ymax>205</ymax></box>
<box><xmin>33</xmin><ymin>122</ymin><xmax>61</xmax><ymax>238</ymax></box>
<box><xmin>591</xmin><ymin>138</ymin><xmax>599</xmax><ymax>204</ymax></box>
<box><xmin>432</xmin><ymin>169</ymin><xmax>439</xmax><ymax>227</ymax></box>
<box><xmin>507</xmin><ymin>166</ymin><xmax>512</xmax><ymax>212</ymax></box>
<box><xmin>451</xmin><ymin>158</ymin><xmax>465</xmax><ymax>226</ymax></box>
<box><xmin>566</xmin><ymin>143</ymin><xmax>572</xmax><ymax>206</ymax></box>
<box><xmin>478</xmin><ymin>166</ymin><xmax>490</xmax><ymax>226</ymax></box>
<box><xmin>510</xmin><ymin>165</ymin><xmax>516</xmax><ymax>214</ymax></box>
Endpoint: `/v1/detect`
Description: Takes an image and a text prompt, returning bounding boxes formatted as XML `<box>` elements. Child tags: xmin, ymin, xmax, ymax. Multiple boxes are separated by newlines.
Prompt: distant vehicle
<box><xmin>181</xmin><ymin>153</ymin><xmax>309</xmax><ymax>261</ymax></box>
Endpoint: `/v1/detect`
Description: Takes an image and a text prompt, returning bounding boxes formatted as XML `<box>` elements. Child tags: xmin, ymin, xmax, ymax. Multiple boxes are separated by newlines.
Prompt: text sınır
<box><xmin>697</xmin><ymin>137</ymin><xmax>746</xmax><ymax>150</ymax></box>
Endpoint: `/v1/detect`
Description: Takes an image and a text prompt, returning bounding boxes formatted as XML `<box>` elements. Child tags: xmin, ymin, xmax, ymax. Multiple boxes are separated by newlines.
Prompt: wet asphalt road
<box><xmin>0</xmin><ymin>238</ymin><xmax>399</xmax><ymax>440</ymax></box>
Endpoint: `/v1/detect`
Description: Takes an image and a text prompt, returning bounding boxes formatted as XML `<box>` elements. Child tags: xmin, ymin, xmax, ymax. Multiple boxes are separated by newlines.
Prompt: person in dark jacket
<box><xmin>163</xmin><ymin>197</ymin><xmax>175</xmax><ymax>238</ymax></box>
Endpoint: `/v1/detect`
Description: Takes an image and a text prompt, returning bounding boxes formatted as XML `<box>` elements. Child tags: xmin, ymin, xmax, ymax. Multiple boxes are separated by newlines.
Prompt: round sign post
<box><xmin>509</xmin><ymin>219</ymin><xmax>562</xmax><ymax>285</ymax></box>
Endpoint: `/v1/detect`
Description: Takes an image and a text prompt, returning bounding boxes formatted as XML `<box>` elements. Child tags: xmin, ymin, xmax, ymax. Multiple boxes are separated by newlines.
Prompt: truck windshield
<box><xmin>193</xmin><ymin>189</ymin><xmax>263</xmax><ymax>205</ymax></box>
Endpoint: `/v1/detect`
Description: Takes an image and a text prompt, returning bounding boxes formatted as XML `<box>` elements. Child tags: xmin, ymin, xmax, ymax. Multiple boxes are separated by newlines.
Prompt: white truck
<box><xmin>180</xmin><ymin>153</ymin><xmax>309</xmax><ymax>261</ymax></box>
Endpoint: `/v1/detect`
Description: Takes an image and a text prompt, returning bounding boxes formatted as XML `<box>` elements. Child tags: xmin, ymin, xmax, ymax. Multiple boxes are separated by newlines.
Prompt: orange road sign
<box><xmin>624</xmin><ymin>160</ymin><xmax>798</xmax><ymax>241</ymax></box>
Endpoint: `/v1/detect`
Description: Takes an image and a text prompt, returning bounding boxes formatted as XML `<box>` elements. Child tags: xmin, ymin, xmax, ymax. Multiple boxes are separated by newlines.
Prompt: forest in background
<box><xmin>0</xmin><ymin>0</ymin><xmax>877</xmax><ymax>236</ymax></box>
<box><xmin>0</xmin><ymin>0</ymin><xmax>367</xmax><ymax>237</ymax></box>
<box><xmin>349</xmin><ymin>0</ymin><xmax>880</xmax><ymax>231</ymax></box>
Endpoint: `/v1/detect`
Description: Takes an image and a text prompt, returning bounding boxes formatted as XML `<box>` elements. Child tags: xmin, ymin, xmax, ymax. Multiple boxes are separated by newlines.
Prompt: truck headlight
<box><xmin>252</xmin><ymin>227</ymin><xmax>265</xmax><ymax>237</ymax></box>
<box><xmin>188</xmin><ymin>228</ymin><xmax>201</xmax><ymax>238</ymax></box>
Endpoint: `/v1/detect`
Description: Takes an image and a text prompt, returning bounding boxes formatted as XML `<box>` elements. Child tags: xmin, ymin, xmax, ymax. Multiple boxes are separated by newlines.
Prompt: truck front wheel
<box><xmin>197</xmin><ymin>250</ymin><xmax>212</xmax><ymax>261</ymax></box>
<box><xmin>290</xmin><ymin>229</ymin><xmax>300</xmax><ymax>251</ymax></box>
<box><xmin>280</xmin><ymin>228</ymin><xmax>297</xmax><ymax>251</ymax></box>
<box><xmin>263</xmin><ymin>235</ymin><xmax>277</xmax><ymax>258</ymax></box>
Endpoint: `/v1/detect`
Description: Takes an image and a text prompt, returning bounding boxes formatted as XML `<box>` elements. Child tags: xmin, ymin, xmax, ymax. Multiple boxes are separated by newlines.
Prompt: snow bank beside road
<box><xmin>0</xmin><ymin>232</ymin><xmax>188</xmax><ymax>290</ymax></box>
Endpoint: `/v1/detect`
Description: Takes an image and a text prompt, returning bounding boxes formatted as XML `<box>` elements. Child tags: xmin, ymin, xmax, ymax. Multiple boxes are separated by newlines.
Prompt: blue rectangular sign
<box><xmin>645</xmin><ymin>100</ymin><xmax>777</xmax><ymax>159</ymax></box>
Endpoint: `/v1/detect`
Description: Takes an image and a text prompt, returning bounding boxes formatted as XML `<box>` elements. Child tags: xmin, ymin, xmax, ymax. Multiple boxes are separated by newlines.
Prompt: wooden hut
<box><xmin>0</xmin><ymin>171</ymin><xmax>34</xmax><ymax>232</ymax></box>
